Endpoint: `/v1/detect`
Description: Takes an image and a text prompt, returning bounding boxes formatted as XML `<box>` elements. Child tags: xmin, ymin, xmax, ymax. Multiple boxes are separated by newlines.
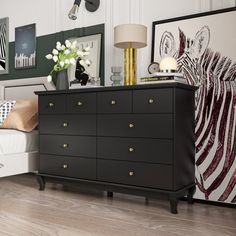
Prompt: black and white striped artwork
<box><xmin>152</xmin><ymin>8</ymin><xmax>236</xmax><ymax>204</ymax></box>
<box><xmin>0</xmin><ymin>17</ymin><xmax>9</xmax><ymax>74</ymax></box>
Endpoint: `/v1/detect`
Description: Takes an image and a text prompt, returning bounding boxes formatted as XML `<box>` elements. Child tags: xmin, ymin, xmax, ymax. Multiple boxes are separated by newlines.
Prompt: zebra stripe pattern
<box><xmin>176</xmin><ymin>36</ymin><xmax>236</xmax><ymax>204</ymax></box>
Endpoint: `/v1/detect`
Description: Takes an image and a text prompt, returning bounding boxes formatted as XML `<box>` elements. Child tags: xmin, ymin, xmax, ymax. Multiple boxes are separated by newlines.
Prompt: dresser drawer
<box><xmin>40</xmin><ymin>135</ymin><xmax>96</xmax><ymax>158</ymax></box>
<box><xmin>97</xmin><ymin>91</ymin><xmax>132</xmax><ymax>113</ymax></box>
<box><xmin>39</xmin><ymin>94</ymin><xmax>66</xmax><ymax>114</ymax></box>
<box><xmin>67</xmin><ymin>93</ymin><xmax>96</xmax><ymax>114</ymax></box>
<box><xmin>39</xmin><ymin>115</ymin><xmax>96</xmax><ymax>135</ymax></box>
<box><xmin>98</xmin><ymin>114</ymin><xmax>172</xmax><ymax>138</ymax></box>
<box><xmin>40</xmin><ymin>155</ymin><xmax>96</xmax><ymax>180</ymax></box>
<box><xmin>97</xmin><ymin>160</ymin><xmax>173</xmax><ymax>190</ymax></box>
<box><xmin>97</xmin><ymin>137</ymin><xmax>172</xmax><ymax>164</ymax></box>
<box><xmin>133</xmin><ymin>88</ymin><xmax>173</xmax><ymax>113</ymax></box>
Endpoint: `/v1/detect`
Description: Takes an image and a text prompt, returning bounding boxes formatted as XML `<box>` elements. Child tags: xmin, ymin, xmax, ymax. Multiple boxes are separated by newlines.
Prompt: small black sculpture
<box><xmin>70</xmin><ymin>58</ymin><xmax>89</xmax><ymax>86</ymax></box>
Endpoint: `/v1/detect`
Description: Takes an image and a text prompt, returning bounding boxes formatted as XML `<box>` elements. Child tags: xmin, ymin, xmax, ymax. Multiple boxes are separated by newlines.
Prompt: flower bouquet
<box><xmin>45</xmin><ymin>39</ymin><xmax>91</xmax><ymax>89</ymax></box>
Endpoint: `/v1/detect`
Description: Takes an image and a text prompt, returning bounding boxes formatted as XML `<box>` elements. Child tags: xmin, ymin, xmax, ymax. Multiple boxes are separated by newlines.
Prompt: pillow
<box><xmin>0</xmin><ymin>100</ymin><xmax>16</xmax><ymax>125</ymax></box>
<box><xmin>0</xmin><ymin>97</ymin><xmax>38</xmax><ymax>132</ymax></box>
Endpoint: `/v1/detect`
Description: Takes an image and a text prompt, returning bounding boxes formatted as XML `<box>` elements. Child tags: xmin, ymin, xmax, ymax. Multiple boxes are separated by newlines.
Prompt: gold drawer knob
<box><xmin>63</xmin><ymin>122</ymin><xmax>68</xmax><ymax>127</ymax></box>
<box><xmin>129</xmin><ymin>123</ymin><xmax>134</xmax><ymax>128</ymax></box>
<box><xmin>148</xmin><ymin>99</ymin><xmax>154</xmax><ymax>104</ymax></box>
<box><xmin>129</xmin><ymin>171</ymin><xmax>134</xmax><ymax>176</ymax></box>
<box><xmin>62</xmin><ymin>164</ymin><xmax>68</xmax><ymax>169</ymax></box>
<box><xmin>129</xmin><ymin>147</ymin><xmax>134</xmax><ymax>152</ymax></box>
<box><xmin>62</xmin><ymin>144</ymin><xmax>69</xmax><ymax>148</ymax></box>
<box><xmin>111</xmin><ymin>100</ymin><xmax>116</xmax><ymax>105</ymax></box>
<box><xmin>77</xmin><ymin>101</ymin><xmax>83</xmax><ymax>106</ymax></box>
<box><xmin>49</xmin><ymin>102</ymin><xmax>54</xmax><ymax>107</ymax></box>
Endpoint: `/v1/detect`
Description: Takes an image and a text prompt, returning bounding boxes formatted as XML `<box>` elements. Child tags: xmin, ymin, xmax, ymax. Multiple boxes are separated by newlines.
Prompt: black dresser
<box><xmin>35</xmin><ymin>83</ymin><xmax>196</xmax><ymax>214</ymax></box>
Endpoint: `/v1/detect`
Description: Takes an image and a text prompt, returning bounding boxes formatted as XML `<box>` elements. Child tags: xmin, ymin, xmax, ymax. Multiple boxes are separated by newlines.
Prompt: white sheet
<box><xmin>0</xmin><ymin>129</ymin><xmax>38</xmax><ymax>155</ymax></box>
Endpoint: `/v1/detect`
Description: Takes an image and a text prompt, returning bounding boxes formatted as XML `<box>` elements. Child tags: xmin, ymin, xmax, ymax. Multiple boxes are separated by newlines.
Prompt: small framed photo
<box><xmin>68</xmin><ymin>33</ymin><xmax>102</xmax><ymax>88</ymax></box>
<box><xmin>15</xmin><ymin>23</ymin><xmax>36</xmax><ymax>69</ymax></box>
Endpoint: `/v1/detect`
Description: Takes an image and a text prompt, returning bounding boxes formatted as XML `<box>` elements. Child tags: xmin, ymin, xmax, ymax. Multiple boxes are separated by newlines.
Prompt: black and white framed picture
<box><xmin>152</xmin><ymin>8</ymin><xmax>236</xmax><ymax>204</ymax></box>
<box><xmin>68</xmin><ymin>33</ymin><xmax>102</xmax><ymax>87</ymax></box>
<box><xmin>15</xmin><ymin>23</ymin><xmax>36</xmax><ymax>69</ymax></box>
<box><xmin>0</xmin><ymin>17</ymin><xmax>9</xmax><ymax>74</ymax></box>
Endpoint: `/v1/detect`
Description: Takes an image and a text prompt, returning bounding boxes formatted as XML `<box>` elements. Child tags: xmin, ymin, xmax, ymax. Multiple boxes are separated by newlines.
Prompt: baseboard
<box><xmin>181</xmin><ymin>197</ymin><xmax>236</xmax><ymax>208</ymax></box>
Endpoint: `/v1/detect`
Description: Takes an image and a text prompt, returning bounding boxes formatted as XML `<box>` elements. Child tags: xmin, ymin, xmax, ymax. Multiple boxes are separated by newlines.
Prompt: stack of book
<box><xmin>140</xmin><ymin>72</ymin><xmax>187</xmax><ymax>84</ymax></box>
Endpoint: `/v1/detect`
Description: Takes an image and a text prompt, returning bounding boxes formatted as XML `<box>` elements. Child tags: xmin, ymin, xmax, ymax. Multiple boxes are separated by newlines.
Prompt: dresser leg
<box><xmin>187</xmin><ymin>185</ymin><xmax>196</xmax><ymax>204</ymax></box>
<box><xmin>37</xmin><ymin>175</ymin><xmax>45</xmax><ymax>191</ymax></box>
<box><xmin>107</xmin><ymin>191</ymin><xmax>113</xmax><ymax>198</ymax></box>
<box><xmin>170</xmin><ymin>198</ymin><xmax>178</xmax><ymax>214</ymax></box>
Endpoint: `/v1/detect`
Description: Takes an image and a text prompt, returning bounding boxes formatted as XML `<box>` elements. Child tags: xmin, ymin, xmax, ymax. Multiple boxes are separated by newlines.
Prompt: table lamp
<box><xmin>114</xmin><ymin>24</ymin><xmax>147</xmax><ymax>85</ymax></box>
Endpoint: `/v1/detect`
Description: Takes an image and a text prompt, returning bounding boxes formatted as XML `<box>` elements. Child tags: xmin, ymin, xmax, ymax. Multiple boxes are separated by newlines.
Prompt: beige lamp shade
<box><xmin>114</xmin><ymin>24</ymin><xmax>147</xmax><ymax>49</ymax></box>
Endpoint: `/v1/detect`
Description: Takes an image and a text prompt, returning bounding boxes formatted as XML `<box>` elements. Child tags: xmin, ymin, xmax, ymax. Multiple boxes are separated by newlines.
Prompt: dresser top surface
<box><xmin>35</xmin><ymin>82</ymin><xmax>198</xmax><ymax>95</ymax></box>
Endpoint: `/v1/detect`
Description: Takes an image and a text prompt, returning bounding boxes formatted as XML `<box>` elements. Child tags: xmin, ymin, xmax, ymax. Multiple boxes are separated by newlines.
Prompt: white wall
<box><xmin>0</xmin><ymin>0</ymin><xmax>235</xmax><ymax>85</ymax></box>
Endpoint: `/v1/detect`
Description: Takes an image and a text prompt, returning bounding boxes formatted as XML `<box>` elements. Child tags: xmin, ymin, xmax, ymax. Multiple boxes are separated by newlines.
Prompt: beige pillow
<box><xmin>1</xmin><ymin>98</ymin><xmax>38</xmax><ymax>132</ymax></box>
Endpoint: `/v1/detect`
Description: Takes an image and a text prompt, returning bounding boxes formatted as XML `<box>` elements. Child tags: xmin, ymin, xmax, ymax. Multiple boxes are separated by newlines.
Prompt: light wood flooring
<box><xmin>0</xmin><ymin>174</ymin><xmax>235</xmax><ymax>236</ymax></box>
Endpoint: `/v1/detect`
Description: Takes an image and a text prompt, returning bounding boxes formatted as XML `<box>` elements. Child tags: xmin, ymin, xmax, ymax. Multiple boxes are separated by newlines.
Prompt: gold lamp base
<box><xmin>124</xmin><ymin>48</ymin><xmax>137</xmax><ymax>85</ymax></box>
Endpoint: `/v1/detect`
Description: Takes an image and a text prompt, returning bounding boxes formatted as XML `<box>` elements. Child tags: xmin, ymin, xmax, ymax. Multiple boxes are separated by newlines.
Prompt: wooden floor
<box><xmin>0</xmin><ymin>174</ymin><xmax>235</xmax><ymax>236</ymax></box>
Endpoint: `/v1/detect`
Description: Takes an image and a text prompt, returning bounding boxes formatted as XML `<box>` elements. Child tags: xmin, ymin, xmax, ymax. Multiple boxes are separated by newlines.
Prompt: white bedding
<box><xmin>0</xmin><ymin>129</ymin><xmax>38</xmax><ymax>155</ymax></box>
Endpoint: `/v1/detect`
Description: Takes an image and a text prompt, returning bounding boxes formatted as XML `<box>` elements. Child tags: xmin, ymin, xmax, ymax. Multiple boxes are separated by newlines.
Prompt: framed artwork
<box><xmin>0</xmin><ymin>17</ymin><xmax>9</xmax><ymax>74</ymax></box>
<box><xmin>15</xmin><ymin>23</ymin><xmax>36</xmax><ymax>69</ymax></box>
<box><xmin>152</xmin><ymin>7</ymin><xmax>236</xmax><ymax>204</ymax></box>
<box><xmin>68</xmin><ymin>33</ymin><xmax>101</xmax><ymax>87</ymax></box>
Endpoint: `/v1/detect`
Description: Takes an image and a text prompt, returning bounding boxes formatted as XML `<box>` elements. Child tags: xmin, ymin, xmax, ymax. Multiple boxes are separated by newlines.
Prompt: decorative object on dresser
<box><xmin>46</xmin><ymin>39</ymin><xmax>90</xmax><ymax>90</ymax></box>
<box><xmin>159</xmin><ymin>57</ymin><xmax>178</xmax><ymax>73</ymax></box>
<box><xmin>0</xmin><ymin>17</ymin><xmax>9</xmax><ymax>74</ymax></box>
<box><xmin>114</xmin><ymin>24</ymin><xmax>147</xmax><ymax>86</ymax></box>
<box><xmin>151</xmin><ymin>7</ymin><xmax>236</xmax><ymax>204</ymax></box>
<box><xmin>110</xmin><ymin>66</ymin><xmax>123</xmax><ymax>86</ymax></box>
<box><xmin>148</xmin><ymin>62</ymin><xmax>159</xmax><ymax>74</ymax></box>
<box><xmin>35</xmin><ymin>83</ymin><xmax>197</xmax><ymax>214</ymax></box>
<box><xmin>68</xmin><ymin>34</ymin><xmax>102</xmax><ymax>88</ymax></box>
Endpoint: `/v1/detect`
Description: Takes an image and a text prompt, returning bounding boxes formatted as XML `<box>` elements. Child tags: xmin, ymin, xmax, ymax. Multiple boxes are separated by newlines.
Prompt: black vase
<box><xmin>56</xmin><ymin>70</ymin><xmax>69</xmax><ymax>90</ymax></box>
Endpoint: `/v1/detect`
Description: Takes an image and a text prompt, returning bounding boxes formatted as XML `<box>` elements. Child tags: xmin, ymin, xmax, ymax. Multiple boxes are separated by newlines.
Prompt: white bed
<box><xmin>0</xmin><ymin>77</ymin><xmax>54</xmax><ymax>177</ymax></box>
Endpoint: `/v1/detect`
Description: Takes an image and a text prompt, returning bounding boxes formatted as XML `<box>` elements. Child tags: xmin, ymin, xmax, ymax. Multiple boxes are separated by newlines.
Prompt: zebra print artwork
<box><xmin>152</xmin><ymin>8</ymin><xmax>236</xmax><ymax>203</ymax></box>
<box><xmin>0</xmin><ymin>17</ymin><xmax>8</xmax><ymax>74</ymax></box>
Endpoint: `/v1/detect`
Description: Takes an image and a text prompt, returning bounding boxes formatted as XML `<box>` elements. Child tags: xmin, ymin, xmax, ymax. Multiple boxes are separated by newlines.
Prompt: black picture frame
<box><xmin>67</xmin><ymin>33</ymin><xmax>102</xmax><ymax>88</ymax></box>
<box><xmin>15</xmin><ymin>23</ymin><xmax>36</xmax><ymax>69</ymax></box>
<box><xmin>151</xmin><ymin>7</ymin><xmax>236</xmax><ymax>64</ymax></box>
<box><xmin>151</xmin><ymin>7</ymin><xmax>236</xmax><ymax>203</ymax></box>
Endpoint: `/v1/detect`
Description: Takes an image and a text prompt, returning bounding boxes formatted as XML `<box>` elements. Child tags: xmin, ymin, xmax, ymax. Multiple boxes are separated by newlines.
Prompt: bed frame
<box><xmin>0</xmin><ymin>77</ymin><xmax>54</xmax><ymax>178</ymax></box>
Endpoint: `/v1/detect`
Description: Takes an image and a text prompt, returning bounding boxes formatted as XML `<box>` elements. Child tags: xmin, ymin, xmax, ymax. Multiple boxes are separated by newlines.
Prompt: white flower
<box><xmin>61</xmin><ymin>45</ymin><xmax>66</xmax><ymax>50</ymax></box>
<box><xmin>52</xmin><ymin>49</ymin><xmax>58</xmax><ymax>55</ymax></box>
<box><xmin>79</xmin><ymin>59</ymin><xmax>85</xmax><ymax>66</ymax></box>
<box><xmin>85</xmin><ymin>59</ymin><xmax>91</xmax><ymax>66</ymax></box>
<box><xmin>65</xmin><ymin>40</ymin><xmax>71</xmax><ymax>48</ymax></box>
<box><xmin>70</xmin><ymin>58</ymin><xmax>76</xmax><ymax>65</ymax></box>
<box><xmin>64</xmin><ymin>49</ymin><xmax>70</xmax><ymax>55</ymax></box>
<box><xmin>60</xmin><ymin>61</ymin><xmax>65</xmax><ymax>67</ymax></box>
<box><xmin>77</xmin><ymin>50</ymin><xmax>83</xmax><ymax>57</ymax></box>
<box><xmin>53</xmin><ymin>55</ymin><xmax>58</xmax><ymax>62</ymax></box>
<box><xmin>45</xmin><ymin>54</ymin><xmax>53</xmax><ymax>60</ymax></box>
<box><xmin>71</xmin><ymin>41</ymin><xmax>77</xmax><ymax>49</ymax></box>
<box><xmin>83</xmin><ymin>51</ymin><xmax>90</xmax><ymax>56</ymax></box>
<box><xmin>47</xmin><ymin>75</ymin><xmax>52</xmax><ymax>82</ymax></box>
<box><xmin>56</xmin><ymin>44</ymin><xmax>62</xmax><ymax>51</ymax></box>
<box><xmin>56</xmin><ymin>41</ymin><xmax>61</xmax><ymax>46</ymax></box>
